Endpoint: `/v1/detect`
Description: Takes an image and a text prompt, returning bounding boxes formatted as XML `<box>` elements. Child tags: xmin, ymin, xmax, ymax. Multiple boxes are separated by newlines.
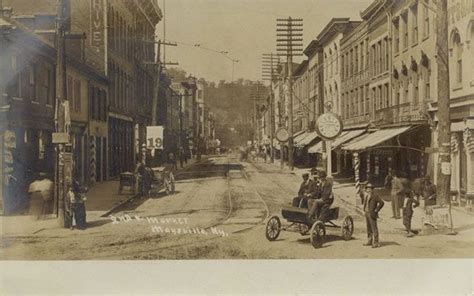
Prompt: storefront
<box><xmin>342</xmin><ymin>125</ymin><xmax>431</xmax><ymax>187</ymax></box>
<box><xmin>108</xmin><ymin>115</ymin><xmax>134</xmax><ymax>177</ymax></box>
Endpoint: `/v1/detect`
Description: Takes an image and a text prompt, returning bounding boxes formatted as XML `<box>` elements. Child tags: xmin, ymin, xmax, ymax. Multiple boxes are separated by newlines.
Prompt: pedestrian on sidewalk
<box><xmin>391</xmin><ymin>172</ymin><xmax>409</xmax><ymax>219</ymax></box>
<box><xmin>67</xmin><ymin>180</ymin><xmax>87</xmax><ymax>230</ymax></box>
<box><xmin>361</xmin><ymin>183</ymin><xmax>384</xmax><ymax>248</ymax></box>
<box><xmin>402</xmin><ymin>190</ymin><xmax>420</xmax><ymax>237</ymax></box>
<box><xmin>178</xmin><ymin>146</ymin><xmax>185</xmax><ymax>168</ymax></box>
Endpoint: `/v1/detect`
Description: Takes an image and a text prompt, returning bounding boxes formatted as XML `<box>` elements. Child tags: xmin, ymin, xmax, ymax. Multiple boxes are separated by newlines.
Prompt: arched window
<box><xmin>453</xmin><ymin>32</ymin><xmax>462</xmax><ymax>84</ymax></box>
<box><xmin>329</xmin><ymin>49</ymin><xmax>333</xmax><ymax>77</ymax></box>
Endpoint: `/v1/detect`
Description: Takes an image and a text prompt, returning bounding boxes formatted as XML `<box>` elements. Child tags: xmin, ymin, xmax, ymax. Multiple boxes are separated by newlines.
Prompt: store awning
<box><xmin>292</xmin><ymin>130</ymin><xmax>308</xmax><ymax>144</ymax></box>
<box><xmin>342</xmin><ymin>126</ymin><xmax>412</xmax><ymax>151</ymax></box>
<box><xmin>295</xmin><ymin>131</ymin><xmax>320</xmax><ymax>148</ymax></box>
<box><xmin>308</xmin><ymin>129</ymin><xmax>366</xmax><ymax>153</ymax></box>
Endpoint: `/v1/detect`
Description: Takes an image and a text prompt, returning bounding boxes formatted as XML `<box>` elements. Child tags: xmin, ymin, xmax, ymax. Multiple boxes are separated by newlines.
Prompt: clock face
<box><xmin>316</xmin><ymin>113</ymin><xmax>343</xmax><ymax>139</ymax></box>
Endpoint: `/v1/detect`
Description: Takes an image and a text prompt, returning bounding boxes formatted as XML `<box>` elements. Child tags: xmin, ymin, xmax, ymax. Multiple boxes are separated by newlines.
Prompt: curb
<box><xmin>100</xmin><ymin>193</ymin><xmax>140</xmax><ymax>217</ymax></box>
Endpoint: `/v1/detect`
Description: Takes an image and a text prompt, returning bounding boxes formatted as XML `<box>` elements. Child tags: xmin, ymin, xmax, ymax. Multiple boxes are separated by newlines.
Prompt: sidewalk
<box><xmin>1</xmin><ymin>156</ymin><xmax>202</xmax><ymax>236</ymax></box>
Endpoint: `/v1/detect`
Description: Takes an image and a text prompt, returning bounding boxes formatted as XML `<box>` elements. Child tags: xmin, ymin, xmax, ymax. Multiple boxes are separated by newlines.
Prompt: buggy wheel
<box><xmin>265</xmin><ymin>216</ymin><xmax>281</xmax><ymax>241</ymax></box>
<box><xmin>310</xmin><ymin>221</ymin><xmax>326</xmax><ymax>249</ymax></box>
<box><xmin>341</xmin><ymin>215</ymin><xmax>354</xmax><ymax>241</ymax></box>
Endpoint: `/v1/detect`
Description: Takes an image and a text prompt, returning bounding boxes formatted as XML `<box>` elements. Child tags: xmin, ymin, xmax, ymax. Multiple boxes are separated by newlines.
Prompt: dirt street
<box><xmin>1</xmin><ymin>154</ymin><xmax>473</xmax><ymax>259</ymax></box>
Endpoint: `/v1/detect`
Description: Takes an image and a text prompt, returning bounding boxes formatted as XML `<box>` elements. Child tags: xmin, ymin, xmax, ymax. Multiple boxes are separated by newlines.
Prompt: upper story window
<box><xmin>453</xmin><ymin>32</ymin><xmax>463</xmax><ymax>84</ymax></box>
<box><xmin>401</xmin><ymin>11</ymin><xmax>408</xmax><ymax>49</ymax></box>
<box><xmin>423</xmin><ymin>1</ymin><xmax>430</xmax><ymax>37</ymax></box>
<box><xmin>329</xmin><ymin>49</ymin><xmax>333</xmax><ymax>77</ymax></box>
<box><xmin>393</xmin><ymin>17</ymin><xmax>400</xmax><ymax>54</ymax></box>
<box><xmin>411</xmin><ymin>3</ymin><xmax>419</xmax><ymax>44</ymax></box>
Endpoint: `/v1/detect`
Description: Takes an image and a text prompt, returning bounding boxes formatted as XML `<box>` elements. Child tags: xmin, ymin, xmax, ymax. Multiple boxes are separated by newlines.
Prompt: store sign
<box><xmin>90</xmin><ymin>0</ymin><xmax>103</xmax><ymax>49</ymax></box>
<box><xmin>146</xmin><ymin>126</ymin><xmax>164</xmax><ymax>150</ymax></box>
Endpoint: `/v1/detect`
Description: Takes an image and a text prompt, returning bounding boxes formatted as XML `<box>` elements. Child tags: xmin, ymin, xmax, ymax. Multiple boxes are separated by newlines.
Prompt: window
<box><xmin>67</xmin><ymin>75</ymin><xmax>73</xmax><ymax>106</ymax></box>
<box><xmin>414</xmin><ymin>79</ymin><xmax>419</xmax><ymax>106</ymax></box>
<box><xmin>350</xmin><ymin>50</ymin><xmax>353</xmax><ymax>76</ymax></box>
<box><xmin>402</xmin><ymin>11</ymin><xmax>408</xmax><ymax>49</ymax></box>
<box><xmin>393</xmin><ymin>18</ymin><xmax>400</xmax><ymax>53</ymax></box>
<box><xmin>329</xmin><ymin>49</ymin><xmax>333</xmax><ymax>77</ymax></box>
<box><xmin>411</xmin><ymin>3</ymin><xmax>418</xmax><ymax>44</ymax></box>
<box><xmin>29</xmin><ymin>64</ymin><xmax>37</xmax><ymax>101</ymax></box>
<box><xmin>360</xmin><ymin>41</ymin><xmax>365</xmax><ymax>71</ymax></box>
<box><xmin>405</xmin><ymin>83</ymin><xmax>409</xmax><ymax>103</ymax></box>
<box><xmin>74</xmin><ymin>79</ymin><xmax>81</xmax><ymax>112</ymax></box>
<box><xmin>425</xmin><ymin>79</ymin><xmax>430</xmax><ymax>100</ymax></box>
<box><xmin>46</xmin><ymin>68</ymin><xmax>54</xmax><ymax>105</ymax></box>
<box><xmin>385</xmin><ymin>38</ymin><xmax>389</xmax><ymax>70</ymax></box>
<box><xmin>453</xmin><ymin>33</ymin><xmax>462</xmax><ymax>84</ymax></box>
<box><xmin>355</xmin><ymin>46</ymin><xmax>359</xmax><ymax>74</ymax></box>
<box><xmin>385</xmin><ymin>83</ymin><xmax>389</xmax><ymax>107</ymax></box>
<box><xmin>423</xmin><ymin>2</ymin><xmax>429</xmax><ymax>37</ymax></box>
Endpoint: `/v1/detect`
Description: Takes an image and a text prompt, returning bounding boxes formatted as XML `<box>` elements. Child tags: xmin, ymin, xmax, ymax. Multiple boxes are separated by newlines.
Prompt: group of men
<box><xmin>293</xmin><ymin>169</ymin><xmax>334</xmax><ymax>222</ymax></box>
<box><xmin>292</xmin><ymin>168</ymin><xmax>437</xmax><ymax>249</ymax></box>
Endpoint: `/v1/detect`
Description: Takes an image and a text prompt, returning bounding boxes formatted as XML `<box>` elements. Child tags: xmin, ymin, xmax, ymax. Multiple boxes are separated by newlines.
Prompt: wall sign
<box><xmin>90</xmin><ymin>0</ymin><xmax>104</xmax><ymax>50</ymax></box>
<box><xmin>146</xmin><ymin>126</ymin><xmax>164</xmax><ymax>150</ymax></box>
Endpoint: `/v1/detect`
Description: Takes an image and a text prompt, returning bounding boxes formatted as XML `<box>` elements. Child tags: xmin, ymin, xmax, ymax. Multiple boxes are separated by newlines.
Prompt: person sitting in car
<box><xmin>307</xmin><ymin>170</ymin><xmax>334</xmax><ymax>221</ymax></box>
<box><xmin>292</xmin><ymin>173</ymin><xmax>312</xmax><ymax>208</ymax></box>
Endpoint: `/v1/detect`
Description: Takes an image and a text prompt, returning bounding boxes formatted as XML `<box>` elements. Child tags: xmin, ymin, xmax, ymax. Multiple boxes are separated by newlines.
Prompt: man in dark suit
<box><xmin>292</xmin><ymin>173</ymin><xmax>312</xmax><ymax>207</ymax></box>
<box><xmin>307</xmin><ymin>170</ymin><xmax>334</xmax><ymax>220</ymax></box>
<box><xmin>361</xmin><ymin>183</ymin><xmax>384</xmax><ymax>248</ymax></box>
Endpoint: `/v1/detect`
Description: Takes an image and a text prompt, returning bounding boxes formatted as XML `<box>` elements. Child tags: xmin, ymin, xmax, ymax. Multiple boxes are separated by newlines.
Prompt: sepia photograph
<box><xmin>1</xmin><ymin>0</ymin><xmax>474</xmax><ymax>282</ymax></box>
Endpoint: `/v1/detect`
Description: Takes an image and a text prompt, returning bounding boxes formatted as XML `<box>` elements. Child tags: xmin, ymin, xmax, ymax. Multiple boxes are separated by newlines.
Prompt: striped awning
<box><xmin>295</xmin><ymin>131</ymin><xmax>320</xmax><ymax>148</ymax></box>
<box><xmin>342</xmin><ymin>126</ymin><xmax>412</xmax><ymax>151</ymax></box>
<box><xmin>308</xmin><ymin>129</ymin><xmax>366</xmax><ymax>153</ymax></box>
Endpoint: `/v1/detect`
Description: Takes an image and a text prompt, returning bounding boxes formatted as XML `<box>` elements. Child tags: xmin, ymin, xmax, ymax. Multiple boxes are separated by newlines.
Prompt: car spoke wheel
<box><xmin>310</xmin><ymin>221</ymin><xmax>326</xmax><ymax>249</ymax></box>
<box><xmin>341</xmin><ymin>215</ymin><xmax>354</xmax><ymax>241</ymax></box>
<box><xmin>265</xmin><ymin>216</ymin><xmax>281</xmax><ymax>241</ymax></box>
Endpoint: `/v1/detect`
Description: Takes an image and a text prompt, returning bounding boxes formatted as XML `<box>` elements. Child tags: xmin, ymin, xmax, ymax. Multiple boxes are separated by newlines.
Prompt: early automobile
<box><xmin>265</xmin><ymin>202</ymin><xmax>354</xmax><ymax>249</ymax></box>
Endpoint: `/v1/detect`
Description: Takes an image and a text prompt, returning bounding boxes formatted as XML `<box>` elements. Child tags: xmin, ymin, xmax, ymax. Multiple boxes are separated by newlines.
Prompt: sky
<box><xmin>156</xmin><ymin>0</ymin><xmax>374</xmax><ymax>83</ymax></box>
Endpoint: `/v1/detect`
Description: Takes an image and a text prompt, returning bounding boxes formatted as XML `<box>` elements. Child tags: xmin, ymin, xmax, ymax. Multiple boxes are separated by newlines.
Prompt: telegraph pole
<box><xmin>149</xmin><ymin>39</ymin><xmax>177</xmax><ymax>126</ymax></box>
<box><xmin>54</xmin><ymin>0</ymin><xmax>69</xmax><ymax>227</ymax></box>
<box><xmin>251</xmin><ymin>82</ymin><xmax>266</xmax><ymax>145</ymax></box>
<box><xmin>277</xmin><ymin>17</ymin><xmax>303</xmax><ymax>170</ymax></box>
<box><xmin>262</xmin><ymin>53</ymin><xmax>279</xmax><ymax>163</ymax></box>
<box><xmin>435</xmin><ymin>0</ymin><xmax>455</xmax><ymax>233</ymax></box>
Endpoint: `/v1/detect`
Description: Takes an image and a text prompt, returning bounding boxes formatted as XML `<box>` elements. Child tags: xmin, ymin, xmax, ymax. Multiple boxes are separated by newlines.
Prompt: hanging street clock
<box><xmin>316</xmin><ymin>112</ymin><xmax>343</xmax><ymax>140</ymax></box>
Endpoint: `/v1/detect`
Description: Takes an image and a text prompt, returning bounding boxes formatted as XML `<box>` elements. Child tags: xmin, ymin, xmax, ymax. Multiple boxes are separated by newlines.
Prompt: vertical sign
<box><xmin>146</xmin><ymin>126</ymin><xmax>164</xmax><ymax>150</ymax></box>
<box><xmin>90</xmin><ymin>0</ymin><xmax>103</xmax><ymax>50</ymax></box>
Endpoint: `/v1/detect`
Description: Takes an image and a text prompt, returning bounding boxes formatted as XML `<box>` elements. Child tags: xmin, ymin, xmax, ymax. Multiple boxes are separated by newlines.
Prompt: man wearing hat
<box><xmin>361</xmin><ymin>183</ymin><xmax>384</xmax><ymax>248</ymax></box>
<box><xmin>307</xmin><ymin>170</ymin><xmax>334</xmax><ymax>220</ymax></box>
<box><xmin>292</xmin><ymin>173</ymin><xmax>312</xmax><ymax>207</ymax></box>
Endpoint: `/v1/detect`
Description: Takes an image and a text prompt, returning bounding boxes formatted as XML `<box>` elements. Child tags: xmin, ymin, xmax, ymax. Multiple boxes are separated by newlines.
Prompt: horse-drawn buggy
<box><xmin>265</xmin><ymin>201</ymin><xmax>354</xmax><ymax>248</ymax></box>
<box><xmin>119</xmin><ymin>165</ymin><xmax>175</xmax><ymax>196</ymax></box>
